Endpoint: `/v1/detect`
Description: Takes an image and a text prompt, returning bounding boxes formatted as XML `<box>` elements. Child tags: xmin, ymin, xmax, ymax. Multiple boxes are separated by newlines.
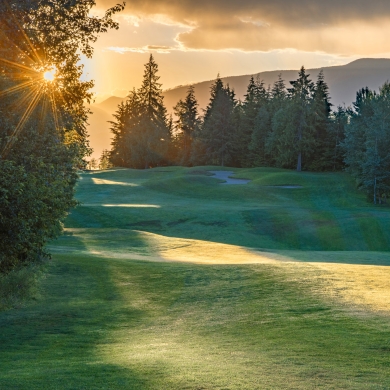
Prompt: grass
<box><xmin>1</xmin><ymin>166</ymin><xmax>390</xmax><ymax>389</ymax></box>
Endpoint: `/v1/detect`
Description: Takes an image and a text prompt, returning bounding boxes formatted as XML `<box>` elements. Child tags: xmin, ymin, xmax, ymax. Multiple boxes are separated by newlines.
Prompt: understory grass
<box><xmin>1</xmin><ymin>167</ymin><xmax>390</xmax><ymax>389</ymax></box>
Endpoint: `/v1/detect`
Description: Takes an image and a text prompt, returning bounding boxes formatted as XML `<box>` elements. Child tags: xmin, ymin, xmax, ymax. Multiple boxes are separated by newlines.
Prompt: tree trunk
<box><xmin>374</xmin><ymin>176</ymin><xmax>377</xmax><ymax>204</ymax></box>
<box><xmin>297</xmin><ymin>152</ymin><xmax>302</xmax><ymax>172</ymax></box>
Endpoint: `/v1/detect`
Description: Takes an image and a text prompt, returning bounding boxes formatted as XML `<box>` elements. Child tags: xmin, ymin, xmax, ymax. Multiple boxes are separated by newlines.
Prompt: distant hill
<box><xmin>87</xmin><ymin>58</ymin><xmax>390</xmax><ymax>159</ymax></box>
<box><xmin>87</xmin><ymin>105</ymin><xmax>113</xmax><ymax>160</ymax></box>
<box><xmin>162</xmin><ymin>58</ymin><xmax>390</xmax><ymax>112</ymax></box>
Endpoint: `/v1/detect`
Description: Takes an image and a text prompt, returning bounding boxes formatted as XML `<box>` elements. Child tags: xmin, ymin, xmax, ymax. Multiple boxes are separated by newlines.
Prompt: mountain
<box><xmin>87</xmin><ymin>58</ymin><xmax>390</xmax><ymax>159</ymax></box>
<box><xmin>86</xmin><ymin>105</ymin><xmax>113</xmax><ymax>160</ymax></box>
<box><xmin>95</xmin><ymin>96</ymin><xmax>126</xmax><ymax>116</ymax></box>
<box><xmin>162</xmin><ymin>58</ymin><xmax>390</xmax><ymax>112</ymax></box>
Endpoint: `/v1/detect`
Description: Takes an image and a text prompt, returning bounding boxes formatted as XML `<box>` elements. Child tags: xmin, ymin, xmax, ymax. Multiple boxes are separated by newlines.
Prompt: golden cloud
<box><xmin>96</xmin><ymin>0</ymin><xmax>390</xmax><ymax>54</ymax></box>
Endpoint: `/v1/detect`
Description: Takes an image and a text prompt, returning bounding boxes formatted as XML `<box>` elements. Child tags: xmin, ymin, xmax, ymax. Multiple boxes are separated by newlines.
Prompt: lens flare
<box><xmin>43</xmin><ymin>68</ymin><xmax>56</xmax><ymax>82</ymax></box>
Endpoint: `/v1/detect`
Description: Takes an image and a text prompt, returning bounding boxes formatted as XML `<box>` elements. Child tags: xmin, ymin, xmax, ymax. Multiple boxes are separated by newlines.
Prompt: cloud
<box><xmin>108</xmin><ymin>45</ymin><xmax>176</xmax><ymax>54</ymax></box>
<box><xmin>96</xmin><ymin>0</ymin><xmax>390</xmax><ymax>54</ymax></box>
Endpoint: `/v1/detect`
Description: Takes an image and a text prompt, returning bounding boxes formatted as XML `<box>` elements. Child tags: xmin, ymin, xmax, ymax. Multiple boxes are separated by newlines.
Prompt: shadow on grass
<box><xmin>0</xmin><ymin>234</ymin><xmax>157</xmax><ymax>389</ymax></box>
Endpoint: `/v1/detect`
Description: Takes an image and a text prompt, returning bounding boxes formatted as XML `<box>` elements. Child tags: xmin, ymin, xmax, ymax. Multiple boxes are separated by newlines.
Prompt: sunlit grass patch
<box><xmin>2</xmin><ymin>166</ymin><xmax>390</xmax><ymax>388</ymax></box>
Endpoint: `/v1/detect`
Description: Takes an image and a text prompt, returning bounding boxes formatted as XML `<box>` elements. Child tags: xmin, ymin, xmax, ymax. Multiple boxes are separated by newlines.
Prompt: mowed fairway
<box><xmin>1</xmin><ymin>167</ymin><xmax>390</xmax><ymax>389</ymax></box>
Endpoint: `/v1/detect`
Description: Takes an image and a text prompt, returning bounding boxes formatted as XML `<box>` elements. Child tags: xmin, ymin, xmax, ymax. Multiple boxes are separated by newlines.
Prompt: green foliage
<box><xmin>238</xmin><ymin>76</ymin><xmax>269</xmax><ymax>167</ymax></box>
<box><xmin>192</xmin><ymin>76</ymin><xmax>236</xmax><ymax>166</ymax></box>
<box><xmin>0</xmin><ymin>0</ymin><xmax>124</xmax><ymax>273</ymax></box>
<box><xmin>173</xmin><ymin>85</ymin><xmax>200</xmax><ymax>166</ymax></box>
<box><xmin>0</xmin><ymin>158</ymin><xmax>77</xmax><ymax>273</ymax></box>
<box><xmin>345</xmin><ymin>83</ymin><xmax>390</xmax><ymax>203</ymax></box>
<box><xmin>110</xmin><ymin>55</ymin><xmax>171</xmax><ymax>168</ymax></box>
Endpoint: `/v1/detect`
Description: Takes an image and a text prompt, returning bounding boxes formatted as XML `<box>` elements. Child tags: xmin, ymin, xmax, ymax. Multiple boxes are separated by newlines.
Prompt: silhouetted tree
<box><xmin>110</xmin><ymin>55</ymin><xmax>171</xmax><ymax>168</ymax></box>
<box><xmin>174</xmin><ymin>85</ymin><xmax>199</xmax><ymax>166</ymax></box>
<box><xmin>195</xmin><ymin>76</ymin><xmax>236</xmax><ymax>166</ymax></box>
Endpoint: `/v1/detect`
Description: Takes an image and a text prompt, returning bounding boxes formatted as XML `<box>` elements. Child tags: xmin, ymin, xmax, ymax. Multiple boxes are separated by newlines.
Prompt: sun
<box><xmin>43</xmin><ymin>68</ymin><xmax>56</xmax><ymax>82</ymax></box>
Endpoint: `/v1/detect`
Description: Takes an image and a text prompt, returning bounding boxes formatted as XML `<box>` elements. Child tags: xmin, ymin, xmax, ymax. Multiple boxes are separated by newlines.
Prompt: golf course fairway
<box><xmin>1</xmin><ymin>167</ymin><xmax>390</xmax><ymax>389</ymax></box>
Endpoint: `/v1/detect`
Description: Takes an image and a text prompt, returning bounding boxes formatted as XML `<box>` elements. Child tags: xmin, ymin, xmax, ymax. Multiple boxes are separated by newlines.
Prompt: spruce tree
<box><xmin>199</xmin><ymin>77</ymin><xmax>236</xmax><ymax>166</ymax></box>
<box><xmin>309</xmin><ymin>70</ymin><xmax>332</xmax><ymax>170</ymax></box>
<box><xmin>238</xmin><ymin>76</ymin><xmax>269</xmax><ymax>167</ymax></box>
<box><xmin>324</xmin><ymin>106</ymin><xmax>347</xmax><ymax>171</ymax></box>
<box><xmin>110</xmin><ymin>55</ymin><xmax>170</xmax><ymax>168</ymax></box>
<box><xmin>174</xmin><ymin>85</ymin><xmax>199</xmax><ymax>166</ymax></box>
<box><xmin>269</xmin><ymin>67</ymin><xmax>315</xmax><ymax>171</ymax></box>
<box><xmin>345</xmin><ymin>84</ymin><xmax>390</xmax><ymax>203</ymax></box>
<box><xmin>249</xmin><ymin>105</ymin><xmax>271</xmax><ymax>166</ymax></box>
<box><xmin>138</xmin><ymin>54</ymin><xmax>170</xmax><ymax>167</ymax></box>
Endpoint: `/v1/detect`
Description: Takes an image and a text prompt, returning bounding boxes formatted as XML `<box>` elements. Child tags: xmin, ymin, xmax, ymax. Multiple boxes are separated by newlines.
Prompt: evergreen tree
<box><xmin>269</xmin><ymin>67</ymin><xmax>315</xmax><ymax>171</ymax></box>
<box><xmin>110</xmin><ymin>55</ymin><xmax>170</xmax><ymax>168</ymax></box>
<box><xmin>265</xmin><ymin>75</ymin><xmax>287</xmax><ymax>166</ymax></box>
<box><xmin>174</xmin><ymin>85</ymin><xmax>199</xmax><ymax>166</ymax></box>
<box><xmin>345</xmin><ymin>84</ymin><xmax>390</xmax><ymax>203</ymax></box>
<box><xmin>238</xmin><ymin>76</ymin><xmax>269</xmax><ymax>167</ymax></box>
<box><xmin>137</xmin><ymin>54</ymin><xmax>170</xmax><ymax>167</ymax></box>
<box><xmin>324</xmin><ymin>106</ymin><xmax>347</xmax><ymax>171</ymax></box>
<box><xmin>270</xmin><ymin>74</ymin><xmax>287</xmax><ymax>114</ymax></box>
<box><xmin>308</xmin><ymin>70</ymin><xmax>333</xmax><ymax>170</ymax></box>
<box><xmin>197</xmin><ymin>77</ymin><xmax>236</xmax><ymax>166</ymax></box>
<box><xmin>109</xmin><ymin>99</ymin><xmax>132</xmax><ymax>166</ymax></box>
<box><xmin>249</xmin><ymin>105</ymin><xmax>271</xmax><ymax>166</ymax></box>
<box><xmin>109</xmin><ymin>90</ymin><xmax>143</xmax><ymax>167</ymax></box>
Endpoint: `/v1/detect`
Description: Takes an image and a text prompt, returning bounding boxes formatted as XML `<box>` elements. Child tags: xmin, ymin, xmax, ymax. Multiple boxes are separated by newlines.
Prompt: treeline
<box><xmin>109</xmin><ymin>55</ymin><xmax>390</xmax><ymax>203</ymax></box>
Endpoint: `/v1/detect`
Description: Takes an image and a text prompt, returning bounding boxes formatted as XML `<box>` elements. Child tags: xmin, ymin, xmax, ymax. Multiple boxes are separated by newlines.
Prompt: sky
<box><xmin>86</xmin><ymin>0</ymin><xmax>390</xmax><ymax>102</ymax></box>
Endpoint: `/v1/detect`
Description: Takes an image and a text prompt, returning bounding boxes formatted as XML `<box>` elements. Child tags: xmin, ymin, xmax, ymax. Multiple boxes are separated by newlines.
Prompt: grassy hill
<box><xmin>1</xmin><ymin>167</ymin><xmax>390</xmax><ymax>389</ymax></box>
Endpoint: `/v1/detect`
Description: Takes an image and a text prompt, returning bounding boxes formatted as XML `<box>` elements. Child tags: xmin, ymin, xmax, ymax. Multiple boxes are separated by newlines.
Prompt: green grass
<box><xmin>1</xmin><ymin>167</ymin><xmax>390</xmax><ymax>389</ymax></box>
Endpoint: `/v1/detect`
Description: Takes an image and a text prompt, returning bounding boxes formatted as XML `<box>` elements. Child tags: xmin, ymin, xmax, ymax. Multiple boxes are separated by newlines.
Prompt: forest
<box><xmin>109</xmin><ymin>55</ymin><xmax>390</xmax><ymax>205</ymax></box>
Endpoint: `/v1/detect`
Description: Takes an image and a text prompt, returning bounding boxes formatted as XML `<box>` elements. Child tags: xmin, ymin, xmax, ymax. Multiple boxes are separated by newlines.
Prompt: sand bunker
<box><xmin>209</xmin><ymin>171</ymin><xmax>251</xmax><ymax>185</ymax></box>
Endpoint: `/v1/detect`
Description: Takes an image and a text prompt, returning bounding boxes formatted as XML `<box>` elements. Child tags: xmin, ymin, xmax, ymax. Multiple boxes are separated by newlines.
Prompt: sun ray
<box><xmin>0</xmin><ymin>79</ymin><xmax>35</xmax><ymax>97</ymax></box>
<box><xmin>8</xmin><ymin>83</ymin><xmax>40</xmax><ymax>113</ymax></box>
<box><xmin>0</xmin><ymin>57</ymin><xmax>39</xmax><ymax>73</ymax></box>
<box><xmin>3</xmin><ymin>0</ymin><xmax>43</xmax><ymax>66</ymax></box>
<box><xmin>0</xmin><ymin>28</ymin><xmax>37</xmax><ymax>66</ymax></box>
<box><xmin>1</xmin><ymin>85</ymin><xmax>43</xmax><ymax>157</ymax></box>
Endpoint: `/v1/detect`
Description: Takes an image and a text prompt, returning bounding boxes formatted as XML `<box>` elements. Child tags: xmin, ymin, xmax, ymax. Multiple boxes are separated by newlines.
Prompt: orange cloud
<box><xmin>96</xmin><ymin>0</ymin><xmax>390</xmax><ymax>54</ymax></box>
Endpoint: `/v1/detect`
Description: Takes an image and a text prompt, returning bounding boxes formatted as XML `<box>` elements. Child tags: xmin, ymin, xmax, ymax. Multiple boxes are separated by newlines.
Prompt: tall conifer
<box><xmin>110</xmin><ymin>55</ymin><xmax>170</xmax><ymax>168</ymax></box>
<box><xmin>174</xmin><ymin>85</ymin><xmax>199</xmax><ymax>166</ymax></box>
<box><xmin>197</xmin><ymin>76</ymin><xmax>236</xmax><ymax>166</ymax></box>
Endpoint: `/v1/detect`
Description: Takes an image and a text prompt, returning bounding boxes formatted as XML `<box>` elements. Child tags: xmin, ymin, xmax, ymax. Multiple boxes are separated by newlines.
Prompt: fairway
<box><xmin>1</xmin><ymin>167</ymin><xmax>390</xmax><ymax>389</ymax></box>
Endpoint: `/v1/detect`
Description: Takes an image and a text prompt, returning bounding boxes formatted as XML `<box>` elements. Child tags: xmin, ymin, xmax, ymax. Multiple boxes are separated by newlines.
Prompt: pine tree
<box><xmin>238</xmin><ymin>76</ymin><xmax>269</xmax><ymax>167</ymax></box>
<box><xmin>109</xmin><ymin>55</ymin><xmax>170</xmax><ymax>168</ymax></box>
<box><xmin>198</xmin><ymin>77</ymin><xmax>236</xmax><ymax>166</ymax></box>
<box><xmin>345</xmin><ymin>84</ymin><xmax>390</xmax><ymax>203</ymax></box>
<box><xmin>249</xmin><ymin>105</ymin><xmax>271</xmax><ymax>166</ymax></box>
<box><xmin>265</xmin><ymin>75</ymin><xmax>287</xmax><ymax>166</ymax></box>
<box><xmin>268</xmin><ymin>67</ymin><xmax>315</xmax><ymax>170</ymax></box>
<box><xmin>137</xmin><ymin>54</ymin><xmax>170</xmax><ymax>167</ymax></box>
<box><xmin>309</xmin><ymin>70</ymin><xmax>332</xmax><ymax>170</ymax></box>
<box><xmin>174</xmin><ymin>85</ymin><xmax>199</xmax><ymax>166</ymax></box>
<box><xmin>324</xmin><ymin>106</ymin><xmax>347</xmax><ymax>171</ymax></box>
<box><xmin>109</xmin><ymin>90</ymin><xmax>142</xmax><ymax>167</ymax></box>
<box><xmin>270</xmin><ymin>74</ymin><xmax>287</xmax><ymax>112</ymax></box>
<box><xmin>289</xmin><ymin>66</ymin><xmax>315</xmax><ymax>171</ymax></box>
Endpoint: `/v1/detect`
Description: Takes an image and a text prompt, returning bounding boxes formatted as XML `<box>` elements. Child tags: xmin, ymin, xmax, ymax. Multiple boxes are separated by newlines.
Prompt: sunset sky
<box><xmin>87</xmin><ymin>0</ymin><xmax>390</xmax><ymax>101</ymax></box>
